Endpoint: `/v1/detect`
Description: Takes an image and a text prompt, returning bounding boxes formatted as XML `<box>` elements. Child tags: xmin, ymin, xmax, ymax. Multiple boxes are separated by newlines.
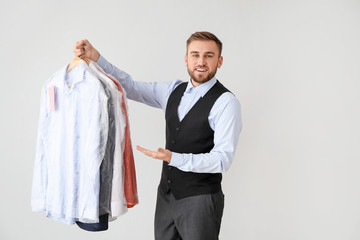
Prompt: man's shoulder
<box><xmin>214</xmin><ymin>90</ymin><xmax>241</xmax><ymax>113</ymax></box>
<box><xmin>162</xmin><ymin>79</ymin><xmax>186</xmax><ymax>94</ymax></box>
<box><xmin>218</xmin><ymin>91</ymin><xmax>239</xmax><ymax>103</ymax></box>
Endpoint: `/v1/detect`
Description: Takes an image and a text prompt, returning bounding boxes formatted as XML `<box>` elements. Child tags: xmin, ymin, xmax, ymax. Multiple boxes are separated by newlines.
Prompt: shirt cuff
<box><xmin>96</xmin><ymin>55</ymin><xmax>107</xmax><ymax>69</ymax></box>
<box><xmin>169</xmin><ymin>152</ymin><xmax>185</xmax><ymax>167</ymax></box>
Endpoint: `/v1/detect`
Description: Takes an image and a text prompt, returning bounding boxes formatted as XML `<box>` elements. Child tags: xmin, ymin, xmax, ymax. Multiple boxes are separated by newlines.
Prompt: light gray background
<box><xmin>1</xmin><ymin>0</ymin><xmax>359</xmax><ymax>239</ymax></box>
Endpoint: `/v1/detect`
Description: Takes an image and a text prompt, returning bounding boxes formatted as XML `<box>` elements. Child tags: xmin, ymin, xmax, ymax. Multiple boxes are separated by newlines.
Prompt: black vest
<box><xmin>160</xmin><ymin>80</ymin><xmax>230</xmax><ymax>199</ymax></box>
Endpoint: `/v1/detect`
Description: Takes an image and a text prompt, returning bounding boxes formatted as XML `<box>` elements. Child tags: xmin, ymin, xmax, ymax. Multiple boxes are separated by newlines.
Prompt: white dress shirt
<box><xmin>32</xmin><ymin>61</ymin><xmax>109</xmax><ymax>224</ymax></box>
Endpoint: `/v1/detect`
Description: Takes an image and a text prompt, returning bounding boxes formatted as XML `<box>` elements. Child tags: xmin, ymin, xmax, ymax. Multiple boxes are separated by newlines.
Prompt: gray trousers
<box><xmin>154</xmin><ymin>188</ymin><xmax>224</xmax><ymax>240</ymax></box>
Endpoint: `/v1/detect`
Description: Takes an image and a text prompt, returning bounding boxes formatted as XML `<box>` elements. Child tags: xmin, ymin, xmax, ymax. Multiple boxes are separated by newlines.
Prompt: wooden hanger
<box><xmin>67</xmin><ymin>57</ymin><xmax>90</xmax><ymax>72</ymax></box>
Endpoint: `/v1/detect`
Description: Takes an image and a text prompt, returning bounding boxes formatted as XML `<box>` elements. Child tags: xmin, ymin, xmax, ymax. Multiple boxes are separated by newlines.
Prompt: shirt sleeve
<box><xmin>169</xmin><ymin>95</ymin><xmax>242</xmax><ymax>173</ymax></box>
<box><xmin>97</xmin><ymin>55</ymin><xmax>182</xmax><ymax>110</ymax></box>
<box><xmin>31</xmin><ymin>85</ymin><xmax>49</xmax><ymax>211</ymax></box>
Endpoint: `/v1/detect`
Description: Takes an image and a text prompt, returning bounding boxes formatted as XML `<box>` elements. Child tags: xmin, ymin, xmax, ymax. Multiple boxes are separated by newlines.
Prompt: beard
<box><xmin>187</xmin><ymin>67</ymin><xmax>217</xmax><ymax>85</ymax></box>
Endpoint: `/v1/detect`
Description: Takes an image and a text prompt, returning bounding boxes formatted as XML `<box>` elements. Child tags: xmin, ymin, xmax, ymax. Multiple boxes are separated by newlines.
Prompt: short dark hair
<box><xmin>186</xmin><ymin>31</ymin><xmax>223</xmax><ymax>56</ymax></box>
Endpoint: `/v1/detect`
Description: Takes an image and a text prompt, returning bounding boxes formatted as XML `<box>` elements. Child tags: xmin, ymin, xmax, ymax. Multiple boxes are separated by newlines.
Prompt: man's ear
<box><xmin>218</xmin><ymin>56</ymin><xmax>223</xmax><ymax>68</ymax></box>
<box><xmin>185</xmin><ymin>54</ymin><xmax>188</xmax><ymax>67</ymax></box>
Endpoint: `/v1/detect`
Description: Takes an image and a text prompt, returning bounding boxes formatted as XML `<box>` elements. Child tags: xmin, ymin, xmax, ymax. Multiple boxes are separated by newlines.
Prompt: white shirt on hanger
<box><xmin>32</xmin><ymin>61</ymin><xmax>109</xmax><ymax>224</ymax></box>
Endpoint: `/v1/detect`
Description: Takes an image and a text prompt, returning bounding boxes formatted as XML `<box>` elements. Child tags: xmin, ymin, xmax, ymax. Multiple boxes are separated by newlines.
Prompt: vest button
<box><xmin>167</xmin><ymin>180</ymin><xmax>172</xmax><ymax>184</ymax></box>
<box><xmin>175</xmin><ymin>127</ymin><xmax>180</xmax><ymax>131</ymax></box>
<box><xmin>168</xmin><ymin>166</ymin><xmax>172</xmax><ymax>170</ymax></box>
<box><xmin>171</xmin><ymin>140</ymin><xmax>176</xmax><ymax>144</ymax></box>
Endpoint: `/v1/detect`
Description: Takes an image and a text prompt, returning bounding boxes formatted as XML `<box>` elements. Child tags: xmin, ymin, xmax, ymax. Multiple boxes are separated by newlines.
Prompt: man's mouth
<box><xmin>196</xmin><ymin>68</ymin><xmax>207</xmax><ymax>72</ymax></box>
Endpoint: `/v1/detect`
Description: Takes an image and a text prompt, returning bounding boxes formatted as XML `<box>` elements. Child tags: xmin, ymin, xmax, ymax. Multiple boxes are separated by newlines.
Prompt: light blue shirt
<box><xmin>97</xmin><ymin>55</ymin><xmax>242</xmax><ymax>173</ymax></box>
<box><xmin>32</xmin><ymin>61</ymin><xmax>109</xmax><ymax>224</ymax></box>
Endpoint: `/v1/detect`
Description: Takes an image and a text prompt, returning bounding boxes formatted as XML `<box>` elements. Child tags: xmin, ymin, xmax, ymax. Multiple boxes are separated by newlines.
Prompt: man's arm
<box><xmin>74</xmin><ymin>39</ymin><xmax>181</xmax><ymax>109</ymax></box>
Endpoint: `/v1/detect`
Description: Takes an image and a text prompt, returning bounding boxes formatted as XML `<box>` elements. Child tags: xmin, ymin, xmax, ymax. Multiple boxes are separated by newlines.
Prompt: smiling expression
<box><xmin>185</xmin><ymin>40</ymin><xmax>223</xmax><ymax>87</ymax></box>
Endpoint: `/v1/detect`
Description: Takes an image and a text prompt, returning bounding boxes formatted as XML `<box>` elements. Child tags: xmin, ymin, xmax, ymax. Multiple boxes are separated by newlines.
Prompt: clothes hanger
<box><xmin>66</xmin><ymin>57</ymin><xmax>90</xmax><ymax>87</ymax></box>
<box><xmin>67</xmin><ymin>56</ymin><xmax>90</xmax><ymax>72</ymax></box>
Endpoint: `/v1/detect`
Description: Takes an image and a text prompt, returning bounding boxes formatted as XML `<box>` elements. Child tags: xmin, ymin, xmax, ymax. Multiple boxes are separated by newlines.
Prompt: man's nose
<box><xmin>197</xmin><ymin>56</ymin><xmax>206</xmax><ymax>66</ymax></box>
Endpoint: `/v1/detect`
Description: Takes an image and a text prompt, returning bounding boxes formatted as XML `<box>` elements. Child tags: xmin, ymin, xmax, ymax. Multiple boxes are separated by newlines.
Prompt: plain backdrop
<box><xmin>1</xmin><ymin>0</ymin><xmax>359</xmax><ymax>239</ymax></box>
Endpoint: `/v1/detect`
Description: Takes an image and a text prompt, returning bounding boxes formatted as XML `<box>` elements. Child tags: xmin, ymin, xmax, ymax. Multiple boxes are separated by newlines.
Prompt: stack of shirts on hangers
<box><xmin>31</xmin><ymin>58</ymin><xmax>138</xmax><ymax>230</ymax></box>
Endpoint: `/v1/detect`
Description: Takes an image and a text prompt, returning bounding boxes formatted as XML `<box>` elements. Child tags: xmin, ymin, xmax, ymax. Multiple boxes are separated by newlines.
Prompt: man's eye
<box><xmin>206</xmin><ymin>55</ymin><xmax>213</xmax><ymax>58</ymax></box>
<box><xmin>192</xmin><ymin>54</ymin><xmax>199</xmax><ymax>57</ymax></box>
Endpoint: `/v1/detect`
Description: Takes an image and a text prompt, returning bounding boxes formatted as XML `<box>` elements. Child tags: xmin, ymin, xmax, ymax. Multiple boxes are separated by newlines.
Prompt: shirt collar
<box><xmin>185</xmin><ymin>76</ymin><xmax>217</xmax><ymax>97</ymax></box>
<box><xmin>54</xmin><ymin>60</ymin><xmax>86</xmax><ymax>91</ymax></box>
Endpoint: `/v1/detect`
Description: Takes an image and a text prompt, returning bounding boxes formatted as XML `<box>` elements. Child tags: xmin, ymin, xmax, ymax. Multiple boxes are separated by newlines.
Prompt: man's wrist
<box><xmin>92</xmin><ymin>51</ymin><xmax>100</xmax><ymax>62</ymax></box>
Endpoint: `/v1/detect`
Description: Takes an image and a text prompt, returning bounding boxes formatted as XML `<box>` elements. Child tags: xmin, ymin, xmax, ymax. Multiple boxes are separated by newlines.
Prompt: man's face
<box><xmin>185</xmin><ymin>40</ymin><xmax>223</xmax><ymax>87</ymax></box>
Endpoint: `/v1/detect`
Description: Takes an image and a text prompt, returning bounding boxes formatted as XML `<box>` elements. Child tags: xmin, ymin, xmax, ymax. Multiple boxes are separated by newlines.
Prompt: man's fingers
<box><xmin>74</xmin><ymin>40</ymin><xmax>90</xmax><ymax>56</ymax></box>
<box><xmin>137</xmin><ymin>145</ymin><xmax>157</xmax><ymax>158</ymax></box>
<box><xmin>137</xmin><ymin>146</ymin><xmax>164</xmax><ymax>159</ymax></box>
<box><xmin>74</xmin><ymin>49</ymin><xmax>84</xmax><ymax>57</ymax></box>
<box><xmin>158</xmin><ymin>148</ymin><xmax>167</xmax><ymax>154</ymax></box>
<box><xmin>137</xmin><ymin>146</ymin><xmax>171</xmax><ymax>163</ymax></box>
<box><xmin>136</xmin><ymin>145</ymin><xmax>149</xmax><ymax>153</ymax></box>
<box><xmin>75</xmin><ymin>39</ymin><xmax>89</xmax><ymax>49</ymax></box>
<box><xmin>73</xmin><ymin>39</ymin><xmax>99</xmax><ymax>61</ymax></box>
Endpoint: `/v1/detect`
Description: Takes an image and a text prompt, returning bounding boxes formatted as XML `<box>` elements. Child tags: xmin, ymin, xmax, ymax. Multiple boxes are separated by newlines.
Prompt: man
<box><xmin>74</xmin><ymin>31</ymin><xmax>242</xmax><ymax>240</ymax></box>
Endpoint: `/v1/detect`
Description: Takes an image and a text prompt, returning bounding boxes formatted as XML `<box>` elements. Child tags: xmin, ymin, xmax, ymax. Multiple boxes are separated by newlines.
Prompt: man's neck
<box><xmin>191</xmin><ymin>79</ymin><xmax>201</xmax><ymax>87</ymax></box>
